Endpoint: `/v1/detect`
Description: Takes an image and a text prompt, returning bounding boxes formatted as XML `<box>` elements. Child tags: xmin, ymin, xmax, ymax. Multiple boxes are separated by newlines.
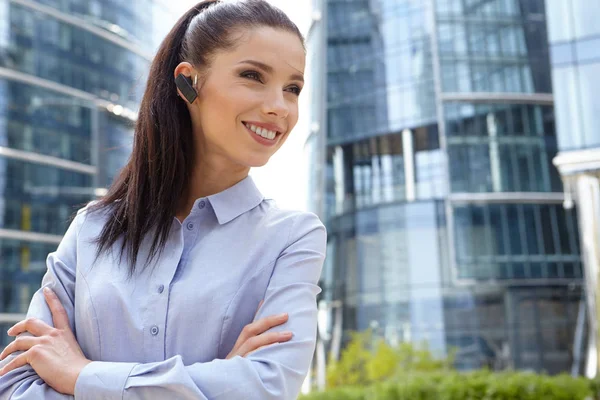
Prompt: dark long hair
<box><xmin>89</xmin><ymin>0</ymin><xmax>304</xmax><ymax>278</ymax></box>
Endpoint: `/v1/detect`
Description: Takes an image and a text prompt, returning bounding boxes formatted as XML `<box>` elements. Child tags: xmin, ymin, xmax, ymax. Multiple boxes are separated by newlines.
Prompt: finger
<box><xmin>43</xmin><ymin>287</ymin><xmax>70</xmax><ymax>330</ymax></box>
<box><xmin>237</xmin><ymin>331</ymin><xmax>293</xmax><ymax>357</ymax></box>
<box><xmin>7</xmin><ymin>318</ymin><xmax>52</xmax><ymax>337</ymax></box>
<box><xmin>0</xmin><ymin>336</ymin><xmax>39</xmax><ymax>361</ymax></box>
<box><xmin>233</xmin><ymin>313</ymin><xmax>288</xmax><ymax>350</ymax></box>
<box><xmin>250</xmin><ymin>313</ymin><xmax>289</xmax><ymax>335</ymax></box>
<box><xmin>0</xmin><ymin>352</ymin><xmax>28</xmax><ymax>377</ymax></box>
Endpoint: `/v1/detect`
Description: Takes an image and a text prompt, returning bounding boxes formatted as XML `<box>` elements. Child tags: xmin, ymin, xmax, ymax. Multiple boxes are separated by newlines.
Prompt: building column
<box><xmin>575</xmin><ymin>174</ymin><xmax>600</xmax><ymax>378</ymax></box>
<box><xmin>554</xmin><ymin>148</ymin><xmax>600</xmax><ymax>378</ymax></box>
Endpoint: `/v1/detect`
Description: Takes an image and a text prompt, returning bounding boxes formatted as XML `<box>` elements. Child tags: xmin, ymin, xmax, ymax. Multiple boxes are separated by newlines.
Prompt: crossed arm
<box><xmin>0</xmin><ymin>212</ymin><xmax>326</xmax><ymax>399</ymax></box>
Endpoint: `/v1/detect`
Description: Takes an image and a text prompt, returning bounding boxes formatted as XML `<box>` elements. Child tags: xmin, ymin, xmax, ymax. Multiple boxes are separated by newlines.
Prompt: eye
<box><xmin>287</xmin><ymin>85</ymin><xmax>302</xmax><ymax>96</ymax></box>
<box><xmin>240</xmin><ymin>70</ymin><xmax>262</xmax><ymax>82</ymax></box>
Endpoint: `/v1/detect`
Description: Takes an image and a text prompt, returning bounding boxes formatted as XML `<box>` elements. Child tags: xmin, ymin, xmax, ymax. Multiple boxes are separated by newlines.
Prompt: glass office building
<box><xmin>0</xmin><ymin>0</ymin><xmax>181</xmax><ymax>347</ymax></box>
<box><xmin>546</xmin><ymin>0</ymin><xmax>600</xmax><ymax>377</ymax></box>
<box><xmin>309</xmin><ymin>0</ymin><xmax>585</xmax><ymax>374</ymax></box>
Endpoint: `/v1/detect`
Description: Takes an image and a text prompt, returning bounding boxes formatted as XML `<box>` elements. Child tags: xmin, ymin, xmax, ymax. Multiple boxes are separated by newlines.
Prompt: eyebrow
<box><xmin>237</xmin><ymin>59</ymin><xmax>304</xmax><ymax>84</ymax></box>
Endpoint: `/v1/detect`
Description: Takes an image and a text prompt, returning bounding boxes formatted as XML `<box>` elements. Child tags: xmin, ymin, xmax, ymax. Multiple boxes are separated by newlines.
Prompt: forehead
<box><xmin>213</xmin><ymin>26</ymin><xmax>305</xmax><ymax>74</ymax></box>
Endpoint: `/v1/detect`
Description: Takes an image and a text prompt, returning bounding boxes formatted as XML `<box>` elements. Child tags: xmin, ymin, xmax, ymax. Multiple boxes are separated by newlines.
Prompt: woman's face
<box><xmin>183</xmin><ymin>26</ymin><xmax>305</xmax><ymax>169</ymax></box>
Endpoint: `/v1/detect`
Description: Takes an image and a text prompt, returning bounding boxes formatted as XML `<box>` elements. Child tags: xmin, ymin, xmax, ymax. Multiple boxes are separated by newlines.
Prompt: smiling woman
<box><xmin>0</xmin><ymin>1</ymin><xmax>326</xmax><ymax>399</ymax></box>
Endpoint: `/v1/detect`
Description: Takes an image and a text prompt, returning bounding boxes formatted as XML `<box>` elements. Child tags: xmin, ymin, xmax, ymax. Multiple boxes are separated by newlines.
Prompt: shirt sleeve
<box><xmin>0</xmin><ymin>211</ymin><xmax>83</xmax><ymax>399</ymax></box>
<box><xmin>74</xmin><ymin>211</ymin><xmax>327</xmax><ymax>400</ymax></box>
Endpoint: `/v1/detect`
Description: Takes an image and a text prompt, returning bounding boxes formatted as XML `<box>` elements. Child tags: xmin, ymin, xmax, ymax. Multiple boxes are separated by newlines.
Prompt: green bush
<box><xmin>326</xmin><ymin>329</ymin><xmax>454</xmax><ymax>389</ymax></box>
<box><xmin>300</xmin><ymin>371</ymin><xmax>596</xmax><ymax>400</ymax></box>
<box><xmin>309</xmin><ymin>330</ymin><xmax>598</xmax><ymax>399</ymax></box>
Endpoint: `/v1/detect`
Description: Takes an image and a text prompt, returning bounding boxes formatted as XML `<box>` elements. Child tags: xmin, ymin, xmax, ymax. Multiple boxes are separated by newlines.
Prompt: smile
<box><xmin>243</xmin><ymin>122</ymin><xmax>280</xmax><ymax>140</ymax></box>
<box><xmin>242</xmin><ymin>122</ymin><xmax>283</xmax><ymax>148</ymax></box>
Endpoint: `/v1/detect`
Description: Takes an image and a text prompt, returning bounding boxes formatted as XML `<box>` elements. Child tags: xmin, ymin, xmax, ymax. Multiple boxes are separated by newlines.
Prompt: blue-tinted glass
<box><xmin>550</xmin><ymin>42</ymin><xmax>575</xmax><ymax>66</ymax></box>
<box><xmin>577</xmin><ymin>63</ymin><xmax>600</xmax><ymax>149</ymax></box>
<box><xmin>2</xmin><ymin>4</ymin><xmax>149</xmax><ymax>106</ymax></box>
<box><xmin>0</xmin><ymin>157</ymin><xmax>93</xmax><ymax>235</ymax></box>
<box><xmin>545</xmin><ymin>0</ymin><xmax>574</xmax><ymax>42</ymax></box>
<box><xmin>572</xmin><ymin>0</ymin><xmax>600</xmax><ymax>39</ymax></box>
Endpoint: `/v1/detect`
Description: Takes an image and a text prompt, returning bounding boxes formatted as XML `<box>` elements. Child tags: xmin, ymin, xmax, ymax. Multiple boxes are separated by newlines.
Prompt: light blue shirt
<box><xmin>0</xmin><ymin>176</ymin><xmax>327</xmax><ymax>399</ymax></box>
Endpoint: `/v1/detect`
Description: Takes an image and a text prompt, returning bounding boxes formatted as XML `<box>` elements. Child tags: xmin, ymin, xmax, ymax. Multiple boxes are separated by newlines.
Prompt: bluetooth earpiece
<box><xmin>175</xmin><ymin>73</ymin><xmax>198</xmax><ymax>104</ymax></box>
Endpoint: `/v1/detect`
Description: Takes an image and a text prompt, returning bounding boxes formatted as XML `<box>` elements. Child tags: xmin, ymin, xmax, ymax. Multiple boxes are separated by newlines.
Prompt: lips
<box><xmin>243</xmin><ymin>122</ymin><xmax>280</xmax><ymax>147</ymax></box>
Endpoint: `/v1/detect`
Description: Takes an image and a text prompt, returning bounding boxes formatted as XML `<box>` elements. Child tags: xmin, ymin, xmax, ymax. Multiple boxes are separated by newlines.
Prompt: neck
<box><xmin>176</xmin><ymin>159</ymin><xmax>250</xmax><ymax>222</ymax></box>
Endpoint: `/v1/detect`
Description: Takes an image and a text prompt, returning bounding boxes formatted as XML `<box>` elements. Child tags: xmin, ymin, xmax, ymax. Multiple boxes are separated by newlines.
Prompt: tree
<box><xmin>325</xmin><ymin>329</ymin><xmax>455</xmax><ymax>389</ymax></box>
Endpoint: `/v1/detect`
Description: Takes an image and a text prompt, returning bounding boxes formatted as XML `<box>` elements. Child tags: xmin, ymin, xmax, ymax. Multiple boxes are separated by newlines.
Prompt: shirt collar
<box><xmin>206</xmin><ymin>175</ymin><xmax>264</xmax><ymax>225</ymax></box>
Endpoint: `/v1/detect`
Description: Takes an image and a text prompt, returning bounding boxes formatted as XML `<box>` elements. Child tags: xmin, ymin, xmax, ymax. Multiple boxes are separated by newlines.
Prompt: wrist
<box><xmin>70</xmin><ymin>359</ymin><xmax>92</xmax><ymax>395</ymax></box>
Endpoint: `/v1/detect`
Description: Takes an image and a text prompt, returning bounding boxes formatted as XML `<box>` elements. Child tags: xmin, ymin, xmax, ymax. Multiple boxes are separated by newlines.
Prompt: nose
<box><xmin>261</xmin><ymin>89</ymin><xmax>289</xmax><ymax>119</ymax></box>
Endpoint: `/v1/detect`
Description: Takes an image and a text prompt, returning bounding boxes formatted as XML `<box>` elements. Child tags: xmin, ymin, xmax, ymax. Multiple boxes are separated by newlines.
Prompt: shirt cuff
<box><xmin>74</xmin><ymin>361</ymin><xmax>138</xmax><ymax>399</ymax></box>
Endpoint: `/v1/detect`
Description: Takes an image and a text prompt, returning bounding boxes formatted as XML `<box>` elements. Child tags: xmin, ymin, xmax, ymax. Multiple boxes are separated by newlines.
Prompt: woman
<box><xmin>0</xmin><ymin>1</ymin><xmax>326</xmax><ymax>398</ymax></box>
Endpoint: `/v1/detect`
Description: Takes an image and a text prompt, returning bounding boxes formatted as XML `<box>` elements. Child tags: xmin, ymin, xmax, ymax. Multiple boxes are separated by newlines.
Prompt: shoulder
<box><xmin>71</xmin><ymin>200</ymin><xmax>115</xmax><ymax>237</ymax></box>
<box><xmin>258</xmin><ymin>199</ymin><xmax>327</xmax><ymax>252</ymax></box>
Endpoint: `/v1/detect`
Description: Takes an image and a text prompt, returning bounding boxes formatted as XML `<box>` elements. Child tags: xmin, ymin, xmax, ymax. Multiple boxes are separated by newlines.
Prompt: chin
<box><xmin>248</xmin><ymin>159</ymin><xmax>270</xmax><ymax>168</ymax></box>
<box><xmin>243</xmin><ymin>154</ymin><xmax>271</xmax><ymax>168</ymax></box>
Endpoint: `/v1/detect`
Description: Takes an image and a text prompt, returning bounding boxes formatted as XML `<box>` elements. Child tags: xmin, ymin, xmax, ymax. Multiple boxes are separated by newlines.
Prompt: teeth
<box><xmin>245</xmin><ymin>123</ymin><xmax>277</xmax><ymax>140</ymax></box>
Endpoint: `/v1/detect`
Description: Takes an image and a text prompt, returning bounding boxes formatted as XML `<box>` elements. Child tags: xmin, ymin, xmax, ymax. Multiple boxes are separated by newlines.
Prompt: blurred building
<box><xmin>546</xmin><ymin>0</ymin><xmax>600</xmax><ymax>377</ymax></box>
<box><xmin>307</xmin><ymin>0</ymin><xmax>586</xmax><ymax>375</ymax></box>
<box><xmin>0</xmin><ymin>0</ymin><xmax>181</xmax><ymax>348</ymax></box>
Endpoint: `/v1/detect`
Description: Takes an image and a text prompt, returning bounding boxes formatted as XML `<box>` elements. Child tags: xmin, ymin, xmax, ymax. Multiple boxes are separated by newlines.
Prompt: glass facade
<box><xmin>445</xmin><ymin>102</ymin><xmax>561</xmax><ymax>193</ymax></box>
<box><xmin>546</xmin><ymin>0</ymin><xmax>600</xmax><ymax>151</ymax></box>
<box><xmin>437</xmin><ymin>0</ymin><xmax>551</xmax><ymax>94</ymax></box>
<box><xmin>313</xmin><ymin>0</ymin><xmax>584</xmax><ymax>374</ymax></box>
<box><xmin>0</xmin><ymin>0</ymin><xmax>181</xmax><ymax>348</ymax></box>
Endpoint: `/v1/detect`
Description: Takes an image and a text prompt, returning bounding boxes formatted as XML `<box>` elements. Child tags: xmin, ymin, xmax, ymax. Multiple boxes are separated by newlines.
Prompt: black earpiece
<box><xmin>175</xmin><ymin>73</ymin><xmax>198</xmax><ymax>104</ymax></box>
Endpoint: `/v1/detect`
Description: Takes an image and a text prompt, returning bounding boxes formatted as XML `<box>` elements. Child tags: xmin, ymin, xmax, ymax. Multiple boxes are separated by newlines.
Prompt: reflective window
<box><xmin>445</xmin><ymin>103</ymin><xmax>561</xmax><ymax>193</ymax></box>
<box><xmin>571</xmin><ymin>0</ymin><xmax>600</xmax><ymax>40</ymax></box>
<box><xmin>0</xmin><ymin>157</ymin><xmax>93</xmax><ymax>235</ymax></box>
<box><xmin>326</xmin><ymin>124</ymin><xmax>443</xmax><ymax>217</ymax></box>
<box><xmin>327</xmin><ymin>0</ymin><xmax>436</xmax><ymax>143</ymax></box>
<box><xmin>577</xmin><ymin>63</ymin><xmax>600</xmax><ymax>149</ymax></box>
<box><xmin>552</xmin><ymin>67</ymin><xmax>583</xmax><ymax>151</ymax></box>
<box><xmin>453</xmin><ymin>203</ymin><xmax>581</xmax><ymax>281</ymax></box>
<box><xmin>28</xmin><ymin>0</ymin><xmax>179</xmax><ymax>52</ymax></box>
<box><xmin>437</xmin><ymin>0</ymin><xmax>551</xmax><ymax>93</ymax></box>
<box><xmin>545</xmin><ymin>0</ymin><xmax>574</xmax><ymax>43</ymax></box>
<box><xmin>0</xmin><ymin>239</ymin><xmax>56</xmax><ymax>314</ymax></box>
<box><xmin>97</xmin><ymin>113</ymin><xmax>133</xmax><ymax>187</ymax></box>
<box><xmin>0</xmin><ymin>79</ymin><xmax>94</xmax><ymax>163</ymax></box>
<box><xmin>327</xmin><ymin>200</ymin><xmax>582</xmax><ymax>373</ymax></box>
<box><xmin>1</xmin><ymin>3</ymin><xmax>149</xmax><ymax>107</ymax></box>
<box><xmin>575</xmin><ymin>36</ymin><xmax>600</xmax><ymax>64</ymax></box>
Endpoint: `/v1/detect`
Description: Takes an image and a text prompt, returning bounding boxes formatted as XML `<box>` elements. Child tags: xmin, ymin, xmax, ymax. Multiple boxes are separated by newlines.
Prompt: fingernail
<box><xmin>278</xmin><ymin>313</ymin><xmax>288</xmax><ymax>319</ymax></box>
<box><xmin>281</xmin><ymin>331</ymin><xmax>293</xmax><ymax>337</ymax></box>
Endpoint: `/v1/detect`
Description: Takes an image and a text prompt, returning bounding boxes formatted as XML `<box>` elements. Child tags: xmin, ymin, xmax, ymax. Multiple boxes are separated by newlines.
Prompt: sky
<box><xmin>181</xmin><ymin>0</ymin><xmax>313</xmax><ymax>211</ymax></box>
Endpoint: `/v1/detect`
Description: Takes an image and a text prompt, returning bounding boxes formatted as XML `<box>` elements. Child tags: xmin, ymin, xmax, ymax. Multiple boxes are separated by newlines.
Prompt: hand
<box><xmin>0</xmin><ymin>287</ymin><xmax>91</xmax><ymax>395</ymax></box>
<box><xmin>226</xmin><ymin>300</ymin><xmax>293</xmax><ymax>359</ymax></box>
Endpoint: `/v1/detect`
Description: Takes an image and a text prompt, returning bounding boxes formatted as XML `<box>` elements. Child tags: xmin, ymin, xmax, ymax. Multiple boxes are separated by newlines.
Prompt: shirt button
<box><xmin>186</xmin><ymin>222</ymin><xmax>194</xmax><ymax>230</ymax></box>
<box><xmin>198</xmin><ymin>200</ymin><xmax>206</xmax><ymax>209</ymax></box>
<box><xmin>158</xmin><ymin>284</ymin><xmax>164</xmax><ymax>294</ymax></box>
<box><xmin>151</xmin><ymin>326</ymin><xmax>159</xmax><ymax>336</ymax></box>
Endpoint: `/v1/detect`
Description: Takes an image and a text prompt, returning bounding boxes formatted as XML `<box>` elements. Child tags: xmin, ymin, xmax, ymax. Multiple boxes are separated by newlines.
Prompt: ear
<box><xmin>176</xmin><ymin>74</ymin><xmax>198</xmax><ymax>104</ymax></box>
<box><xmin>174</xmin><ymin>62</ymin><xmax>199</xmax><ymax>104</ymax></box>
